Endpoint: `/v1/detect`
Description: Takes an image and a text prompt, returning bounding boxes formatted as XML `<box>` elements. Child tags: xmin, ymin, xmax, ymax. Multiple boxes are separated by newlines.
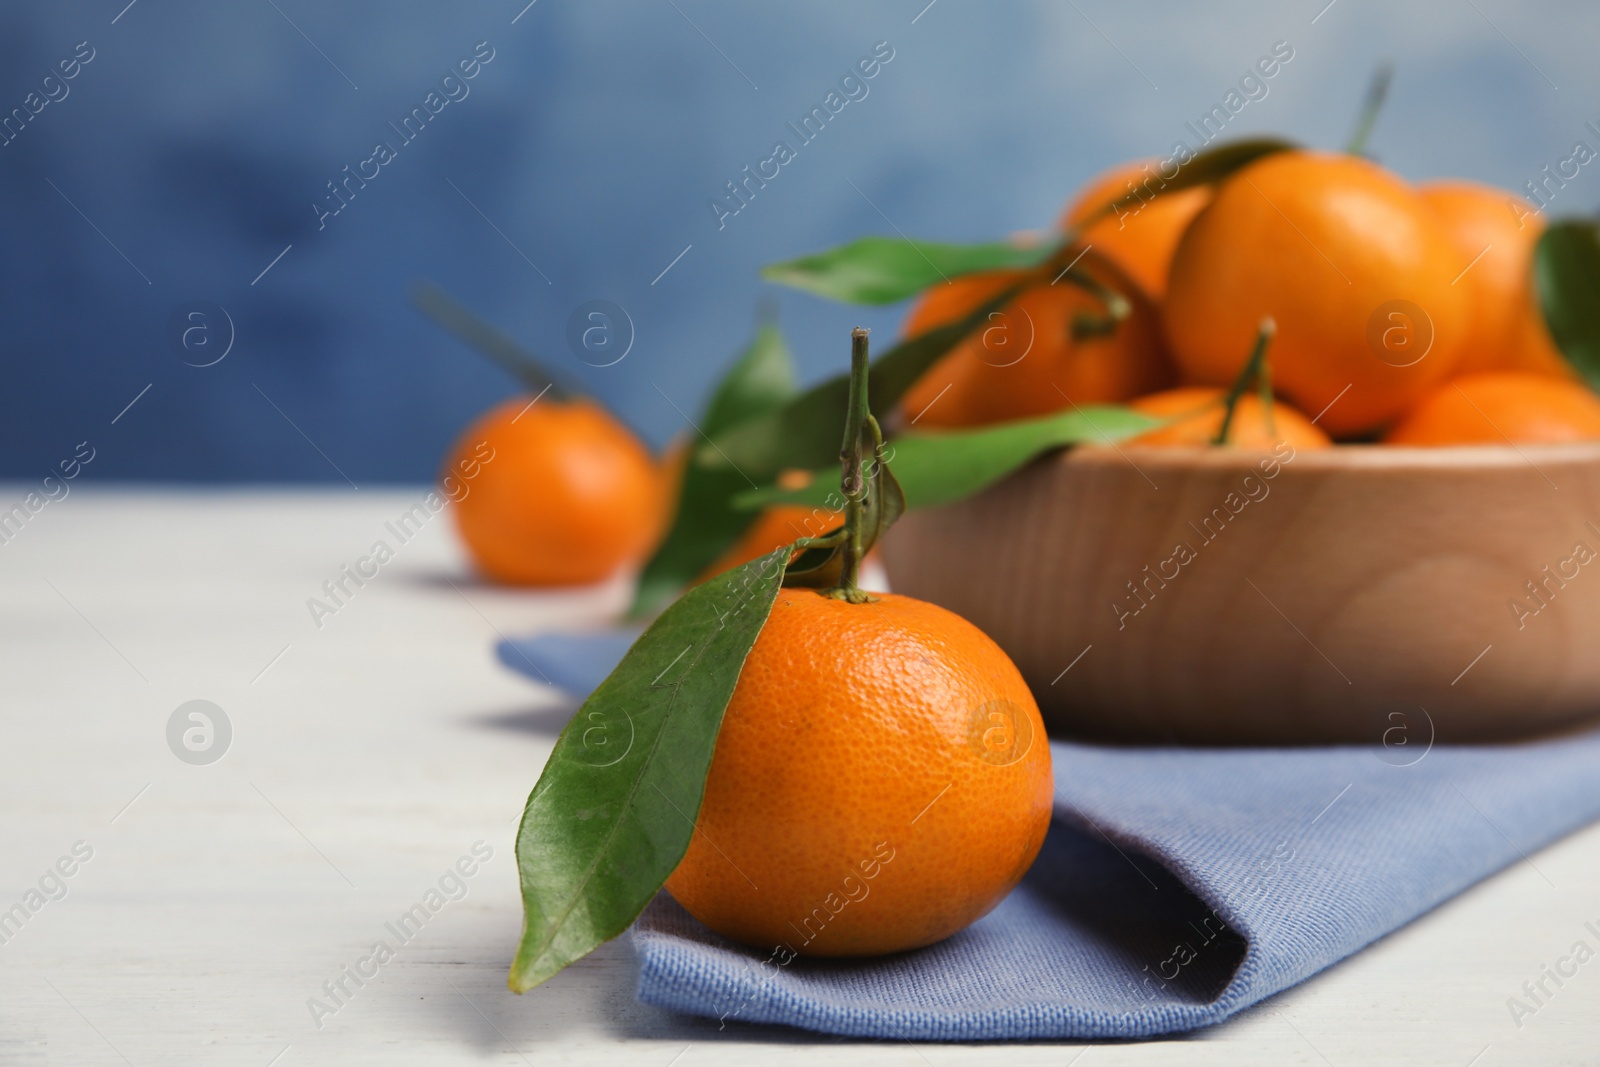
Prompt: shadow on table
<box><xmin>467</xmin><ymin>700</ymin><xmax>579</xmax><ymax>738</ymax></box>
<box><xmin>397</xmin><ymin>567</ymin><xmax>634</xmax><ymax>608</ymax></box>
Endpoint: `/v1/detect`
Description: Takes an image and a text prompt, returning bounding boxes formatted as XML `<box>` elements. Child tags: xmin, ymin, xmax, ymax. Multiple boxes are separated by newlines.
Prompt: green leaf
<box><xmin>510</xmin><ymin>546</ymin><xmax>792</xmax><ymax>993</ymax></box>
<box><xmin>699</xmin><ymin>321</ymin><xmax>797</xmax><ymax>435</ymax></box>
<box><xmin>699</xmin><ymin>280</ymin><xmax>1028</xmax><ymax>481</ymax></box>
<box><xmin>736</xmin><ymin>404</ymin><xmax>1160</xmax><ymax>513</ymax></box>
<box><xmin>1535</xmin><ymin>220</ymin><xmax>1600</xmax><ymax>391</ymax></box>
<box><xmin>762</xmin><ymin>236</ymin><xmax>1054</xmax><ymax>306</ymax></box>
<box><xmin>629</xmin><ymin>323</ymin><xmax>797</xmax><ymax>618</ymax></box>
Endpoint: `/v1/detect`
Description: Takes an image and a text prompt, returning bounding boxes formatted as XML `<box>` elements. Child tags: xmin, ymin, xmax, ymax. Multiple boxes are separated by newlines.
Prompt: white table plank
<box><xmin>1</xmin><ymin>488</ymin><xmax>1595</xmax><ymax>1064</ymax></box>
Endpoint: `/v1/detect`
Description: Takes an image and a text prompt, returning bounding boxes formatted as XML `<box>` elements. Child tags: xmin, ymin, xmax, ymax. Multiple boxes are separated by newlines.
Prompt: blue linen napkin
<box><xmin>498</xmin><ymin>632</ymin><xmax>1600</xmax><ymax>1040</ymax></box>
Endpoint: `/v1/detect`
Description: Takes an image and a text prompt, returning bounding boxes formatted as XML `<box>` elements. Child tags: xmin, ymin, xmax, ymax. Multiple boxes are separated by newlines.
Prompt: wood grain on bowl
<box><xmin>881</xmin><ymin>442</ymin><xmax>1600</xmax><ymax>744</ymax></box>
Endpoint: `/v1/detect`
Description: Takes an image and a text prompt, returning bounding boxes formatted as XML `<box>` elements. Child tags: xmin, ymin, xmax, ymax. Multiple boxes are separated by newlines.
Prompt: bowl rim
<box><xmin>1069</xmin><ymin>439</ymin><xmax>1600</xmax><ymax>474</ymax></box>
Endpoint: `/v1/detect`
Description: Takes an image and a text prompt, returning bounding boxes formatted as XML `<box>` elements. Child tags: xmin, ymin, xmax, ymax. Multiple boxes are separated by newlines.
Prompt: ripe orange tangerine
<box><xmin>899</xmin><ymin>257</ymin><xmax>1172</xmax><ymax>430</ymax></box>
<box><xmin>1417</xmin><ymin>180</ymin><xmax>1572</xmax><ymax>380</ymax></box>
<box><xmin>446</xmin><ymin>397</ymin><xmax>664</xmax><ymax>586</ymax></box>
<box><xmin>1383</xmin><ymin>373</ymin><xmax>1600</xmax><ymax>446</ymax></box>
<box><xmin>665</xmin><ymin>589</ymin><xmax>1053</xmax><ymax>956</ymax></box>
<box><xmin>1164</xmin><ymin>151</ymin><xmax>1469</xmax><ymax>437</ymax></box>
<box><xmin>1125</xmin><ymin>387</ymin><xmax>1333</xmax><ymax>449</ymax></box>
<box><xmin>1059</xmin><ymin>158</ymin><xmax>1212</xmax><ymax>300</ymax></box>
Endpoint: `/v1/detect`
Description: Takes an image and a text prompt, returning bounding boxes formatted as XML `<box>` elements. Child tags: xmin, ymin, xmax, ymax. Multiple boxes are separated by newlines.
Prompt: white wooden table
<box><xmin>2</xmin><ymin>489</ymin><xmax>1597</xmax><ymax>1065</ymax></box>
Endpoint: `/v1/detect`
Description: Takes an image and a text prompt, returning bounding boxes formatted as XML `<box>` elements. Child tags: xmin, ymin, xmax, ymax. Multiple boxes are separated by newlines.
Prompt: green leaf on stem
<box><xmin>761</xmin><ymin>236</ymin><xmax>1054</xmax><ymax>306</ymax></box>
<box><xmin>510</xmin><ymin>546</ymin><xmax>793</xmax><ymax>993</ymax></box>
<box><xmin>629</xmin><ymin>323</ymin><xmax>798</xmax><ymax>618</ymax></box>
<box><xmin>736</xmin><ymin>404</ymin><xmax>1159</xmax><ymax>513</ymax></box>
<box><xmin>1535</xmin><ymin>219</ymin><xmax>1600</xmax><ymax>392</ymax></box>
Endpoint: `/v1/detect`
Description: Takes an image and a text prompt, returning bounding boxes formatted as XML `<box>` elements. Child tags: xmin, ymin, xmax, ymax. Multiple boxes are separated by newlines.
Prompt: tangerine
<box><xmin>1126</xmin><ymin>386</ymin><xmax>1333</xmax><ymax>449</ymax></box>
<box><xmin>1417</xmin><ymin>180</ymin><xmax>1572</xmax><ymax>379</ymax></box>
<box><xmin>899</xmin><ymin>256</ymin><xmax>1172</xmax><ymax>430</ymax></box>
<box><xmin>1383</xmin><ymin>372</ymin><xmax>1600</xmax><ymax>446</ymax></box>
<box><xmin>665</xmin><ymin>589</ymin><xmax>1053</xmax><ymax>956</ymax></box>
<box><xmin>1059</xmin><ymin>158</ymin><xmax>1212</xmax><ymax>300</ymax></box>
<box><xmin>446</xmin><ymin>397</ymin><xmax>664</xmax><ymax>585</ymax></box>
<box><xmin>1164</xmin><ymin>151</ymin><xmax>1469</xmax><ymax>437</ymax></box>
<box><xmin>697</xmin><ymin>502</ymin><xmax>840</xmax><ymax>581</ymax></box>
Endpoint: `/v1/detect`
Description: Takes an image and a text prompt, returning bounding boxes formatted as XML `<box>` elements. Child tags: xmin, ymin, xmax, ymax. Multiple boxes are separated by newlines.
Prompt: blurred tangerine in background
<box><xmin>1124</xmin><ymin>386</ymin><xmax>1332</xmax><ymax>450</ymax></box>
<box><xmin>898</xmin><ymin>254</ymin><xmax>1171</xmax><ymax>430</ymax></box>
<box><xmin>1417</xmin><ymin>181</ymin><xmax>1574</xmax><ymax>380</ymax></box>
<box><xmin>445</xmin><ymin>396</ymin><xmax>665</xmax><ymax>586</ymax></box>
<box><xmin>1058</xmin><ymin>158</ymin><xmax>1212</xmax><ymax>301</ymax></box>
<box><xmin>698</xmin><ymin>501</ymin><xmax>841</xmax><ymax>581</ymax></box>
<box><xmin>1163</xmin><ymin>151</ymin><xmax>1470</xmax><ymax>438</ymax></box>
<box><xmin>1384</xmin><ymin>373</ymin><xmax>1600</xmax><ymax>446</ymax></box>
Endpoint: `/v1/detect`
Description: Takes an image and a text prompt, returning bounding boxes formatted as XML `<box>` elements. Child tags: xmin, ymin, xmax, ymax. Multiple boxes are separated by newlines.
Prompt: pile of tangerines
<box><xmin>442</xmin><ymin>149</ymin><xmax>1600</xmax><ymax>594</ymax></box>
<box><xmin>904</xmin><ymin>150</ymin><xmax>1600</xmax><ymax>452</ymax></box>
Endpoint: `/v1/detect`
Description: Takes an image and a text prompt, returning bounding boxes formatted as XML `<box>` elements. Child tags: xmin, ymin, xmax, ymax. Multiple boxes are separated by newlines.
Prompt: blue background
<box><xmin>4</xmin><ymin>0</ymin><xmax>1597</xmax><ymax>482</ymax></box>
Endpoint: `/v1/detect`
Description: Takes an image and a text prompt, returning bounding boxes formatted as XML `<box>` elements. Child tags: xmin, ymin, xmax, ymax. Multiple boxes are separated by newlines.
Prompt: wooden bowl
<box><xmin>880</xmin><ymin>442</ymin><xmax>1600</xmax><ymax>744</ymax></box>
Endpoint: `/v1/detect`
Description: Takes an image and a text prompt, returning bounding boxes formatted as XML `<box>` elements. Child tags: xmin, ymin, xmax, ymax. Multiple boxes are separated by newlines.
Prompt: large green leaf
<box><xmin>699</xmin><ymin>281</ymin><xmax>1027</xmax><ymax>481</ymax></box>
<box><xmin>736</xmin><ymin>404</ymin><xmax>1160</xmax><ymax>513</ymax></box>
<box><xmin>761</xmin><ymin>236</ymin><xmax>1054</xmax><ymax>306</ymax></box>
<box><xmin>630</xmin><ymin>323</ymin><xmax>798</xmax><ymax>618</ymax></box>
<box><xmin>698</xmin><ymin>320</ymin><xmax>797</xmax><ymax>433</ymax></box>
<box><xmin>1535</xmin><ymin>220</ymin><xmax>1600</xmax><ymax>391</ymax></box>
<box><xmin>511</xmin><ymin>546</ymin><xmax>792</xmax><ymax>993</ymax></box>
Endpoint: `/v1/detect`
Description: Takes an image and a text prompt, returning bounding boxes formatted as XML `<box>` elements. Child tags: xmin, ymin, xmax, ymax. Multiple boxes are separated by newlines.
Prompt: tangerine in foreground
<box><xmin>446</xmin><ymin>397</ymin><xmax>663</xmax><ymax>585</ymax></box>
<box><xmin>665</xmin><ymin>589</ymin><xmax>1053</xmax><ymax>956</ymax></box>
<box><xmin>1383</xmin><ymin>373</ymin><xmax>1600</xmax><ymax>446</ymax></box>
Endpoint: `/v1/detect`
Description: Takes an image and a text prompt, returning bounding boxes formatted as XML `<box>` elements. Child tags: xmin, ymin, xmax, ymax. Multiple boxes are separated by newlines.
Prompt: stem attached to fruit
<box><xmin>1052</xmin><ymin>263</ymin><xmax>1132</xmax><ymax>341</ymax></box>
<box><xmin>1213</xmin><ymin>318</ymin><xmax>1277</xmax><ymax>446</ymax></box>
<box><xmin>827</xmin><ymin>328</ymin><xmax>874</xmax><ymax>604</ymax></box>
